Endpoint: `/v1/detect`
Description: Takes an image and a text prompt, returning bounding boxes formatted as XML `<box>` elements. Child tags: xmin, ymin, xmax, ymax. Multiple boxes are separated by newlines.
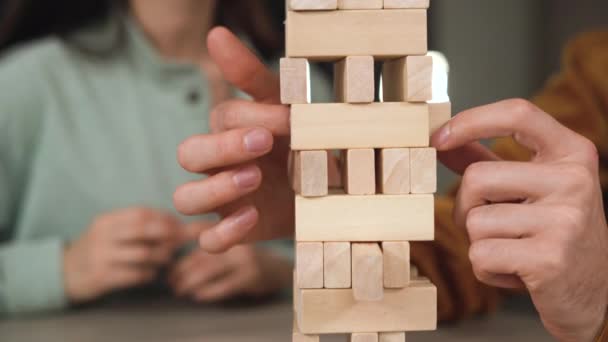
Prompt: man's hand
<box><xmin>63</xmin><ymin>208</ymin><xmax>181</xmax><ymax>303</ymax></box>
<box><xmin>168</xmin><ymin>245</ymin><xmax>293</xmax><ymax>302</ymax></box>
<box><xmin>433</xmin><ymin>99</ymin><xmax>608</xmax><ymax>341</ymax></box>
<box><xmin>173</xmin><ymin>27</ymin><xmax>294</xmax><ymax>253</ymax></box>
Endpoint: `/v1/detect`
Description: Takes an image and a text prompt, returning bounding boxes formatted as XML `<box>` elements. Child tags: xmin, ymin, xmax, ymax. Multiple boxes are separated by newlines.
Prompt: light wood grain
<box><xmin>379</xmin><ymin>332</ymin><xmax>406</xmax><ymax>342</ymax></box>
<box><xmin>382</xmin><ymin>242</ymin><xmax>410</xmax><ymax>288</ymax></box>
<box><xmin>294</xmin><ymin>280</ymin><xmax>437</xmax><ymax>334</ymax></box>
<box><xmin>345</xmin><ymin>149</ymin><xmax>376</xmax><ymax>195</ymax></box>
<box><xmin>324</xmin><ymin>242</ymin><xmax>351</xmax><ymax>289</ymax></box>
<box><xmin>378</xmin><ymin>148</ymin><xmax>410</xmax><ymax>195</ymax></box>
<box><xmin>352</xmin><ymin>243</ymin><xmax>384</xmax><ymax>301</ymax></box>
<box><xmin>280</xmin><ymin>58</ymin><xmax>310</xmax><ymax>105</ymax></box>
<box><xmin>291</xmin><ymin>103</ymin><xmax>429</xmax><ymax>150</ymax></box>
<box><xmin>410</xmin><ymin>148</ymin><xmax>436</xmax><ymax>194</ymax></box>
<box><xmin>384</xmin><ymin>0</ymin><xmax>429</xmax><ymax>8</ymax></box>
<box><xmin>382</xmin><ymin>56</ymin><xmax>433</xmax><ymax>102</ymax></box>
<box><xmin>339</xmin><ymin>0</ymin><xmax>382</xmax><ymax>9</ymax></box>
<box><xmin>297</xmin><ymin>243</ymin><xmax>324</xmax><ymax>289</ymax></box>
<box><xmin>429</xmin><ymin>101</ymin><xmax>451</xmax><ymax>135</ymax></box>
<box><xmin>296</xmin><ymin>194</ymin><xmax>434</xmax><ymax>242</ymax></box>
<box><xmin>290</xmin><ymin>0</ymin><xmax>338</xmax><ymax>10</ymax></box>
<box><xmin>293</xmin><ymin>150</ymin><xmax>328</xmax><ymax>197</ymax></box>
<box><xmin>335</xmin><ymin>56</ymin><xmax>375</xmax><ymax>103</ymax></box>
<box><xmin>293</xmin><ymin>318</ymin><xmax>320</xmax><ymax>342</ymax></box>
<box><xmin>286</xmin><ymin>10</ymin><xmax>427</xmax><ymax>60</ymax></box>
<box><xmin>351</xmin><ymin>333</ymin><xmax>379</xmax><ymax>342</ymax></box>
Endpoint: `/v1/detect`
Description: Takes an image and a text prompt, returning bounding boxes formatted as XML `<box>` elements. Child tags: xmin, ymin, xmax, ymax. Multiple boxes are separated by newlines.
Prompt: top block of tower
<box><xmin>290</xmin><ymin>0</ymin><xmax>338</xmax><ymax>10</ymax></box>
<box><xmin>286</xmin><ymin>9</ymin><xmax>427</xmax><ymax>60</ymax></box>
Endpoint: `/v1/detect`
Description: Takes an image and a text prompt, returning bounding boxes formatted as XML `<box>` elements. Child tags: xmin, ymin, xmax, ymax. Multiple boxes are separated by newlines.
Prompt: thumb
<box><xmin>207</xmin><ymin>26</ymin><xmax>280</xmax><ymax>104</ymax></box>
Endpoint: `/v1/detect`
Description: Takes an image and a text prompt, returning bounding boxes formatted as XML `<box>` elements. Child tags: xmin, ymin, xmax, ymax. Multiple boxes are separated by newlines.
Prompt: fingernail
<box><xmin>223</xmin><ymin>207</ymin><xmax>258</xmax><ymax>235</ymax></box>
<box><xmin>433</xmin><ymin>123</ymin><xmax>451</xmax><ymax>149</ymax></box>
<box><xmin>243</xmin><ymin>128</ymin><xmax>272</xmax><ymax>153</ymax></box>
<box><xmin>233</xmin><ymin>166</ymin><xmax>260</xmax><ymax>189</ymax></box>
<box><xmin>200</xmin><ymin>207</ymin><xmax>258</xmax><ymax>253</ymax></box>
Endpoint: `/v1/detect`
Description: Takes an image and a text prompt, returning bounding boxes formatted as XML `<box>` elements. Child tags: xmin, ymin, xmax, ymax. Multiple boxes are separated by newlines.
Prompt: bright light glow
<box><xmin>428</xmin><ymin>51</ymin><xmax>450</xmax><ymax>103</ymax></box>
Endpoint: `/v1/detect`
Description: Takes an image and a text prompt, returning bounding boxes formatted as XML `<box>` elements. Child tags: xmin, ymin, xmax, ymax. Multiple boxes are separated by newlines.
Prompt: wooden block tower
<box><xmin>282</xmin><ymin>1</ymin><xmax>451</xmax><ymax>340</ymax></box>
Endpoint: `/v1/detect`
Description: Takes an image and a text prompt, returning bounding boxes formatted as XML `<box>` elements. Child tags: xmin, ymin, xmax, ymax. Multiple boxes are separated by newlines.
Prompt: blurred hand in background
<box><xmin>63</xmin><ymin>208</ymin><xmax>182</xmax><ymax>304</ymax></box>
<box><xmin>168</xmin><ymin>245</ymin><xmax>292</xmax><ymax>303</ymax></box>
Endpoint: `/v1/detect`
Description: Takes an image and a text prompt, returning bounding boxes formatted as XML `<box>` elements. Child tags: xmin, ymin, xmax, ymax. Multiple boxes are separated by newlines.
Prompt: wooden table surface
<box><xmin>0</xmin><ymin>295</ymin><xmax>554</xmax><ymax>342</ymax></box>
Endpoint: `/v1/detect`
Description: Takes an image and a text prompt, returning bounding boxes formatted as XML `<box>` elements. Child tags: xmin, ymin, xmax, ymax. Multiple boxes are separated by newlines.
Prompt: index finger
<box><xmin>431</xmin><ymin>99</ymin><xmax>581</xmax><ymax>162</ymax></box>
<box><xmin>207</xmin><ymin>27</ymin><xmax>280</xmax><ymax>104</ymax></box>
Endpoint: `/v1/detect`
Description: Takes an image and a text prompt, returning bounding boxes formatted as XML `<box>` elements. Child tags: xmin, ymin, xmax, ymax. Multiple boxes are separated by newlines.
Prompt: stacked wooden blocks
<box><xmin>282</xmin><ymin>0</ymin><xmax>451</xmax><ymax>340</ymax></box>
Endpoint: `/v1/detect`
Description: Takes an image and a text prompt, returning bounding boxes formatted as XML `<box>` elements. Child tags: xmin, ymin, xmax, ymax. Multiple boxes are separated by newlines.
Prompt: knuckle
<box><xmin>507</xmin><ymin>98</ymin><xmax>538</xmax><ymax>117</ymax></box>
<box><xmin>577</xmin><ymin>138</ymin><xmax>600</xmax><ymax>167</ymax></box>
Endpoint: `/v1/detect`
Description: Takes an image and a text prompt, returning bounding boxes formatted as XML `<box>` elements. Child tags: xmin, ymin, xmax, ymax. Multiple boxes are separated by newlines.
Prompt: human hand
<box><xmin>168</xmin><ymin>245</ymin><xmax>292</xmax><ymax>302</ymax></box>
<box><xmin>63</xmin><ymin>208</ymin><xmax>182</xmax><ymax>303</ymax></box>
<box><xmin>173</xmin><ymin>27</ymin><xmax>294</xmax><ymax>253</ymax></box>
<box><xmin>433</xmin><ymin>99</ymin><xmax>608</xmax><ymax>341</ymax></box>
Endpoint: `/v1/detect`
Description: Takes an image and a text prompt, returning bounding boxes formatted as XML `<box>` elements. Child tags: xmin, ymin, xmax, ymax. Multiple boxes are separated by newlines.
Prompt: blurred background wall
<box><xmin>428</xmin><ymin>0</ymin><xmax>607</xmax><ymax>190</ymax></box>
<box><xmin>430</xmin><ymin>0</ymin><xmax>608</xmax><ymax>113</ymax></box>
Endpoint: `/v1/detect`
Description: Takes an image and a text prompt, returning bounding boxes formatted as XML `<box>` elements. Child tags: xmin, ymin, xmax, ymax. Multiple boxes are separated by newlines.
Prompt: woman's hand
<box><xmin>168</xmin><ymin>245</ymin><xmax>292</xmax><ymax>302</ymax></box>
<box><xmin>174</xmin><ymin>27</ymin><xmax>294</xmax><ymax>253</ymax></box>
<box><xmin>63</xmin><ymin>208</ymin><xmax>182</xmax><ymax>303</ymax></box>
<box><xmin>433</xmin><ymin>99</ymin><xmax>608</xmax><ymax>341</ymax></box>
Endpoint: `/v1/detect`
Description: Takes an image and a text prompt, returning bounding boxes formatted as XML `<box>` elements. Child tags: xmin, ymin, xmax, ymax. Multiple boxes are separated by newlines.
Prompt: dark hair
<box><xmin>0</xmin><ymin>0</ymin><xmax>285</xmax><ymax>59</ymax></box>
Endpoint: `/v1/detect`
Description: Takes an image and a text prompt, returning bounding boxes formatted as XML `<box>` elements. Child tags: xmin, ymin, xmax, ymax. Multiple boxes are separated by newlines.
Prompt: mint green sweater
<box><xmin>0</xmin><ymin>16</ymin><xmax>331</xmax><ymax>315</ymax></box>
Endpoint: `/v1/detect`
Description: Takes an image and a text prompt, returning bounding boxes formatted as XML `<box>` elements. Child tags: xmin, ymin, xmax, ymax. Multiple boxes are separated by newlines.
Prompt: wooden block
<box><xmin>379</xmin><ymin>332</ymin><xmax>406</xmax><ymax>342</ymax></box>
<box><xmin>345</xmin><ymin>149</ymin><xmax>376</xmax><ymax>195</ymax></box>
<box><xmin>382</xmin><ymin>56</ymin><xmax>433</xmax><ymax>102</ymax></box>
<box><xmin>351</xmin><ymin>333</ymin><xmax>379</xmax><ymax>342</ymax></box>
<box><xmin>290</xmin><ymin>0</ymin><xmax>338</xmax><ymax>10</ymax></box>
<box><xmin>297</xmin><ymin>243</ymin><xmax>324</xmax><ymax>289</ymax></box>
<box><xmin>294</xmin><ymin>280</ymin><xmax>437</xmax><ymax>334</ymax></box>
<box><xmin>281</xmin><ymin>58</ymin><xmax>310</xmax><ymax>105</ymax></box>
<box><xmin>286</xmin><ymin>10</ymin><xmax>427</xmax><ymax>60</ymax></box>
<box><xmin>293</xmin><ymin>319</ymin><xmax>320</xmax><ymax>342</ymax></box>
<box><xmin>384</xmin><ymin>0</ymin><xmax>429</xmax><ymax>8</ymax></box>
<box><xmin>429</xmin><ymin>101</ymin><xmax>451</xmax><ymax>135</ymax></box>
<box><xmin>324</xmin><ymin>242</ymin><xmax>351</xmax><ymax>288</ymax></box>
<box><xmin>382</xmin><ymin>242</ymin><xmax>410</xmax><ymax>288</ymax></box>
<box><xmin>352</xmin><ymin>243</ymin><xmax>383</xmax><ymax>301</ymax></box>
<box><xmin>334</xmin><ymin>56</ymin><xmax>375</xmax><ymax>103</ymax></box>
<box><xmin>410</xmin><ymin>148</ymin><xmax>437</xmax><ymax>194</ymax></box>
<box><xmin>339</xmin><ymin>0</ymin><xmax>382</xmax><ymax>9</ymax></box>
<box><xmin>296</xmin><ymin>194</ymin><xmax>434</xmax><ymax>242</ymax></box>
<box><xmin>378</xmin><ymin>149</ymin><xmax>410</xmax><ymax>195</ymax></box>
<box><xmin>293</xmin><ymin>151</ymin><xmax>328</xmax><ymax>197</ymax></box>
<box><xmin>291</xmin><ymin>103</ymin><xmax>429</xmax><ymax>150</ymax></box>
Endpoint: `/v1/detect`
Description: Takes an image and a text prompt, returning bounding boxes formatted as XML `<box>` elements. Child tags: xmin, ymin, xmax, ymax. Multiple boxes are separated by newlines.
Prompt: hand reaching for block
<box><xmin>432</xmin><ymin>99</ymin><xmax>608</xmax><ymax>342</ymax></box>
<box><xmin>173</xmin><ymin>27</ymin><xmax>295</xmax><ymax>253</ymax></box>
